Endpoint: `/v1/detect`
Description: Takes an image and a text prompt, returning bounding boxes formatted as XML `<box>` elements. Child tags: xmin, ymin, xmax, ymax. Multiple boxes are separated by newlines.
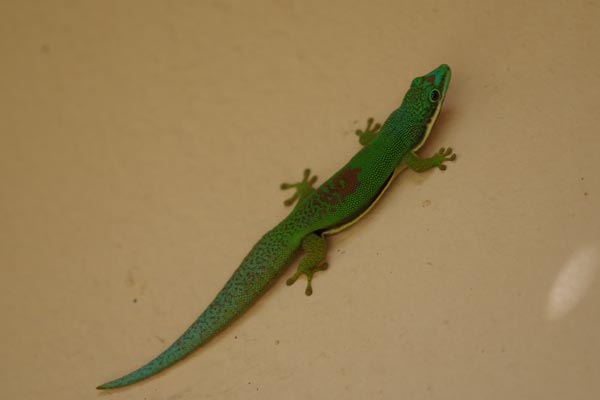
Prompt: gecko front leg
<box><xmin>404</xmin><ymin>147</ymin><xmax>456</xmax><ymax>172</ymax></box>
<box><xmin>355</xmin><ymin>117</ymin><xmax>381</xmax><ymax>146</ymax></box>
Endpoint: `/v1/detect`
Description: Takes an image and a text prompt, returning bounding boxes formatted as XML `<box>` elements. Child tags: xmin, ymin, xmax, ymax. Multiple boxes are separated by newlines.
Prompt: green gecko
<box><xmin>97</xmin><ymin>64</ymin><xmax>456</xmax><ymax>389</ymax></box>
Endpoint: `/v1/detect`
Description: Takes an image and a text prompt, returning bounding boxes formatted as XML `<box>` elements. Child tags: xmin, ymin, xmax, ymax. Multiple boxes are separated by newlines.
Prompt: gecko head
<box><xmin>407</xmin><ymin>64</ymin><xmax>451</xmax><ymax>125</ymax></box>
<box><xmin>403</xmin><ymin>64</ymin><xmax>451</xmax><ymax>150</ymax></box>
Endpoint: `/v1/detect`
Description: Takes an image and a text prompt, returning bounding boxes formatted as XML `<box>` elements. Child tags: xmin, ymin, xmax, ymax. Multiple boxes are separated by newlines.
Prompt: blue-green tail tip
<box><xmin>97</xmin><ymin>381</ymin><xmax>118</xmax><ymax>390</ymax></box>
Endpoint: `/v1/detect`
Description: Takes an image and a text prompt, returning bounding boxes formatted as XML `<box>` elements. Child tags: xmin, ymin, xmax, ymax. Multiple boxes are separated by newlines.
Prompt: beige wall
<box><xmin>1</xmin><ymin>1</ymin><xmax>599</xmax><ymax>399</ymax></box>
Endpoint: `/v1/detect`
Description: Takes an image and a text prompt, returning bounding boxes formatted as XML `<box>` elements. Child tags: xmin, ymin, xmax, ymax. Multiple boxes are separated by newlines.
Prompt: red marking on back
<box><xmin>316</xmin><ymin>167</ymin><xmax>362</xmax><ymax>206</ymax></box>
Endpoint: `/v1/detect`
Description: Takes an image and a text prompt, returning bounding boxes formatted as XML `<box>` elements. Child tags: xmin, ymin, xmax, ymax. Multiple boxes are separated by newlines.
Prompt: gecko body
<box><xmin>98</xmin><ymin>64</ymin><xmax>455</xmax><ymax>389</ymax></box>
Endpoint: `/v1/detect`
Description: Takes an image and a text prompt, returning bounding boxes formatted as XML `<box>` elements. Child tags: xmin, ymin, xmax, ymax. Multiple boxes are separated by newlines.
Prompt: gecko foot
<box><xmin>280</xmin><ymin>168</ymin><xmax>318</xmax><ymax>206</ymax></box>
<box><xmin>286</xmin><ymin>233</ymin><xmax>328</xmax><ymax>296</ymax></box>
<box><xmin>286</xmin><ymin>262</ymin><xmax>329</xmax><ymax>296</ymax></box>
<box><xmin>355</xmin><ymin>117</ymin><xmax>381</xmax><ymax>146</ymax></box>
<box><xmin>431</xmin><ymin>147</ymin><xmax>457</xmax><ymax>170</ymax></box>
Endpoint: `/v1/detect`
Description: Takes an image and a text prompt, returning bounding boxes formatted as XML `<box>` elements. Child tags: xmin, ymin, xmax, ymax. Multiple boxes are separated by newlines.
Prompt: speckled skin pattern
<box><xmin>97</xmin><ymin>65</ymin><xmax>456</xmax><ymax>389</ymax></box>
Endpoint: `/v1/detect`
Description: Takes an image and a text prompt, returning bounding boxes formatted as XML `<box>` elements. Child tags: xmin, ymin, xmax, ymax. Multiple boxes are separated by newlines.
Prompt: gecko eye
<box><xmin>429</xmin><ymin>89</ymin><xmax>441</xmax><ymax>102</ymax></box>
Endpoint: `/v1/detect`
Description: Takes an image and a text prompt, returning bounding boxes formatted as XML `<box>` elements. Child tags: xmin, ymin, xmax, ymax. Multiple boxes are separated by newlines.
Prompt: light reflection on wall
<box><xmin>546</xmin><ymin>245</ymin><xmax>598</xmax><ymax>321</ymax></box>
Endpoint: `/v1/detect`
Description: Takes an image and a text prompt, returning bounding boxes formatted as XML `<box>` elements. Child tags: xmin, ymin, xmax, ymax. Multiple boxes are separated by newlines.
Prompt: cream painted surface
<box><xmin>1</xmin><ymin>1</ymin><xmax>598</xmax><ymax>399</ymax></box>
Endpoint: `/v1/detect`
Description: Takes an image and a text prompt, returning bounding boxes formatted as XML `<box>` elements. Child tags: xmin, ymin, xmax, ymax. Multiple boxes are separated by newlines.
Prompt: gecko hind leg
<box><xmin>286</xmin><ymin>233</ymin><xmax>328</xmax><ymax>296</ymax></box>
<box><xmin>280</xmin><ymin>168</ymin><xmax>318</xmax><ymax>206</ymax></box>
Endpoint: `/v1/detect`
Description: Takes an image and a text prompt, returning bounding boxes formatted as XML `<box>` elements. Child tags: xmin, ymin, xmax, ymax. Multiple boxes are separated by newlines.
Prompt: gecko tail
<box><xmin>97</xmin><ymin>228</ymin><xmax>298</xmax><ymax>389</ymax></box>
<box><xmin>96</xmin><ymin>306</ymin><xmax>225</xmax><ymax>389</ymax></box>
<box><xmin>96</xmin><ymin>329</ymin><xmax>202</xmax><ymax>389</ymax></box>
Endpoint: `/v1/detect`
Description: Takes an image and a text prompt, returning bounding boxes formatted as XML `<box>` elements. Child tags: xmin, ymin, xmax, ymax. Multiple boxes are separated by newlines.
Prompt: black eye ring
<box><xmin>430</xmin><ymin>89</ymin><xmax>440</xmax><ymax>102</ymax></box>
